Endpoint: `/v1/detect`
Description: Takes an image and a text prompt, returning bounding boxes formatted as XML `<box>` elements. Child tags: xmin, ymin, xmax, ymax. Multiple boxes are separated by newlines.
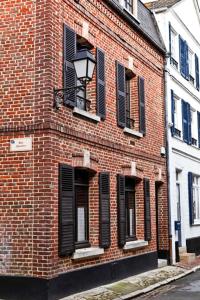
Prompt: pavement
<box><xmin>61</xmin><ymin>257</ymin><xmax>200</xmax><ymax>300</ymax></box>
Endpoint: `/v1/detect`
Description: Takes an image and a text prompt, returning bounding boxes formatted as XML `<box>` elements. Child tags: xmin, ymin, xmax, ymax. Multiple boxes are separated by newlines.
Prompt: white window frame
<box><xmin>173</xmin><ymin>94</ymin><xmax>182</xmax><ymax>137</ymax></box>
<box><xmin>118</xmin><ymin>0</ymin><xmax>138</xmax><ymax>19</ymax></box>
<box><xmin>193</xmin><ymin>176</ymin><xmax>200</xmax><ymax>224</ymax></box>
<box><xmin>188</xmin><ymin>49</ymin><xmax>195</xmax><ymax>84</ymax></box>
<box><xmin>170</xmin><ymin>27</ymin><xmax>178</xmax><ymax>66</ymax></box>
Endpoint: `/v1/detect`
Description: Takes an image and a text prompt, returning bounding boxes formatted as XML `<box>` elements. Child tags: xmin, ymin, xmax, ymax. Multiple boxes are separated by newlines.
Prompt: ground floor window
<box><xmin>75</xmin><ymin>169</ymin><xmax>89</xmax><ymax>248</ymax></box>
<box><xmin>125</xmin><ymin>177</ymin><xmax>136</xmax><ymax>241</ymax></box>
<box><xmin>193</xmin><ymin>175</ymin><xmax>200</xmax><ymax>223</ymax></box>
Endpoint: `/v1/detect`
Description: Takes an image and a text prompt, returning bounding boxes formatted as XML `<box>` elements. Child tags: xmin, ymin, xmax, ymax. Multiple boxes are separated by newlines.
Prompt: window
<box><xmin>116</xmin><ymin>62</ymin><xmax>145</xmax><ymax>134</ymax></box>
<box><xmin>188</xmin><ymin>49</ymin><xmax>195</xmax><ymax>85</ymax></box>
<box><xmin>171</xmin><ymin>91</ymin><xmax>181</xmax><ymax>138</ymax></box>
<box><xmin>169</xmin><ymin>25</ymin><xmax>178</xmax><ymax>69</ymax></box>
<box><xmin>125</xmin><ymin>177</ymin><xmax>136</xmax><ymax>240</ymax></box>
<box><xmin>191</xmin><ymin>108</ymin><xmax>197</xmax><ymax>146</ymax></box>
<box><xmin>75</xmin><ymin>169</ymin><xmax>89</xmax><ymax>247</ymax></box>
<box><xmin>125</xmin><ymin>70</ymin><xmax>135</xmax><ymax>129</ymax></box>
<box><xmin>124</xmin><ymin>0</ymin><xmax>133</xmax><ymax>14</ymax></box>
<box><xmin>63</xmin><ymin>24</ymin><xmax>106</xmax><ymax>119</ymax></box>
<box><xmin>193</xmin><ymin>176</ymin><xmax>200</xmax><ymax>224</ymax></box>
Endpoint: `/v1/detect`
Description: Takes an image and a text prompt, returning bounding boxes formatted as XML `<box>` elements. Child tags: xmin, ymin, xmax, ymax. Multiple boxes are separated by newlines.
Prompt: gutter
<box><xmin>106</xmin><ymin>0</ymin><xmax>166</xmax><ymax>55</ymax></box>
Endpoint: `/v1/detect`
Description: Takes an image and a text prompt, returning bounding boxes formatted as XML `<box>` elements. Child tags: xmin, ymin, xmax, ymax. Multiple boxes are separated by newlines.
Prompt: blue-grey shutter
<box><xmin>179</xmin><ymin>36</ymin><xmax>185</xmax><ymax>77</ymax></box>
<box><xmin>195</xmin><ymin>54</ymin><xmax>199</xmax><ymax>90</ymax></box>
<box><xmin>187</xmin><ymin>103</ymin><xmax>192</xmax><ymax>145</ymax></box>
<box><xmin>188</xmin><ymin>172</ymin><xmax>194</xmax><ymax>226</ymax></box>
<box><xmin>117</xmin><ymin>174</ymin><xmax>126</xmax><ymax>247</ymax></box>
<box><xmin>171</xmin><ymin>90</ymin><xmax>175</xmax><ymax>136</ymax></box>
<box><xmin>182</xmin><ymin>100</ymin><xmax>189</xmax><ymax>143</ymax></box>
<box><xmin>59</xmin><ymin>164</ymin><xmax>75</xmax><ymax>256</ymax></box>
<box><xmin>116</xmin><ymin>62</ymin><xmax>126</xmax><ymax>128</ymax></box>
<box><xmin>169</xmin><ymin>22</ymin><xmax>172</xmax><ymax>59</ymax></box>
<box><xmin>63</xmin><ymin>24</ymin><xmax>76</xmax><ymax>107</ymax></box>
<box><xmin>198</xmin><ymin>112</ymin><xmax>200</xmax><ymax>148</ymax></box>
<box><xmin>185</xmin><ymin>42</ymin><xmax>189</xmax><ymax>80</ymax></box>
<box><xmin>138</xmin><ymin>77</ymin><xmax>146</xmax><ymax>135</ymax></box>
<box><xmin>96</xmin><ymin>48</ymin><xmax>106</xmax><ymax>119</ymax></box>
<box><xmin>144</xmin><ymin>178</ymin><xmax>151</xmax><ymax>241</ymax></box>
<box><xmin>99</xmin><ymin>172</ymin><xmax>110</xmax><ymax>248</ymax></box>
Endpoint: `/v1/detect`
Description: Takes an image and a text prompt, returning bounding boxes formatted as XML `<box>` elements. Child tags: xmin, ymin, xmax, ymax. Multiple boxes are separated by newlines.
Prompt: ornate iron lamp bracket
<box><xmin>53</xmin><ymin>86</ymin><xmax>85</xmax><ymax>110</ymax></box>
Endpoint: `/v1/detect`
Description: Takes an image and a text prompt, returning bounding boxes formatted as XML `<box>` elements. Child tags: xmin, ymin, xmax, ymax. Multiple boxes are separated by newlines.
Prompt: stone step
<box><xmin>158</xmin><ymin>259</ymin><xmax>168</xmax><ymax>268</ymax></box>
<box><xmin>179</xmin><ymin>252</ymin><xmax>196</xmax><ymax>264</ymax></box>
<box><xmin>179</xmin><ymin>246</ymin><xmax>187</xmax><ymax>254</ymax></box>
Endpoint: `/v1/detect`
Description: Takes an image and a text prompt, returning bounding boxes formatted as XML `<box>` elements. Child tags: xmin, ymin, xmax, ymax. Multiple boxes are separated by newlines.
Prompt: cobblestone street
<box><xmin>136</xmin><ymin>270</ymin><xmax>200</xmax><ymax>300</ymax></box>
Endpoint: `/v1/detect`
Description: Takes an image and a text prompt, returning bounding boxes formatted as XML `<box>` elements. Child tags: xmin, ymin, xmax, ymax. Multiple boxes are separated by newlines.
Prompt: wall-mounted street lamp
<box><xmin>54</xmin><ymin>48</ymin><xmax>96</xmax><ymax>110</ymax></box>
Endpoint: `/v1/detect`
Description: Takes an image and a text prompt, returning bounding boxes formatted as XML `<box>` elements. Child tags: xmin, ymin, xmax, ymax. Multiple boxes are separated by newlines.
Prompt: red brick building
<box><xmin>0</xmin><ymin>0</ymin><xmax>169</xmax><ymax>299</ymax></box>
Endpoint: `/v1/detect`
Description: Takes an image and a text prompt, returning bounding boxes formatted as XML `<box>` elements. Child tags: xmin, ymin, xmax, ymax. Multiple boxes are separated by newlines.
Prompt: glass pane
<box><xmin>77</xmin><ymin>207</ymin><xmax>86</xmax><ymax>242</ymax></box>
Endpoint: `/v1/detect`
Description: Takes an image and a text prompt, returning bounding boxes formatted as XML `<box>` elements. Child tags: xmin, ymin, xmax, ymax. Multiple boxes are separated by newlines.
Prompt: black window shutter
<box><xmin>63</xmin><ymin>24</ymin><xmax>76</xmax><ymax>107</ymax></box>
<box><xmin>59</xmin><ymin>164</ymin><xmax>75</xmax><ymax>256</ymax></box>
<box><xmin>116</xmin><ymin>62</ymin><xmax>126</xmax><ymax>128</ymax></box>
<box><xmin>171</xmin><ymin>90</ymin><xmax>175</xmax><ymax>136</ymax></box>
<box><xmin>195</xmin><ymin>54</ymin><xmax>200</xmax><ymax>91</ymax></box>
<box><xmin>185</xmin><ymin>42</ymin><xmax>189</xmax><ymax>80</ymax></box>
<box><xmin>188</xmin><ymin>172</ymin><xmax>194</xmax><ymax>226</ymax></box>
<box><xmin>179</xmin><ymin>36</ymin><xmax>185</xmax><ymax>78</ymax></box>
<box><xmin>99</xmin><ymin>172</ymin><xmax>110</xmax><ymax>248</ymax></box>
<box><xmin>144</xmin><ymin>178</ymin><xmax>151</xmax><ymax>241</ymax></box>
<box><xmin>187</xmin><ymin>103</ymin><xmax>192</xmax><ymax>145</ymax></box>
<box><xmin>117</xmin><ymin>174</ymin><xmax>126</xmax><ymax>247</ymax></box>
<box><xmin>96</xmin><ymin>48</ymin><xmax>106</xmax><ymax>119</ymax></box>
<box><xmin>138</xmin><ymin>76</ymin><xmax>146</xmax><ymax>135</ymax></box>
<box><xmin>198</xmin><ymin>112</ymin><xmax>200</xmax><ymax>148</ymax></box>
<box><xmin>182</xmin><ymin>100</ymin><xmax>189</xmax><ymax>143</ymax></box>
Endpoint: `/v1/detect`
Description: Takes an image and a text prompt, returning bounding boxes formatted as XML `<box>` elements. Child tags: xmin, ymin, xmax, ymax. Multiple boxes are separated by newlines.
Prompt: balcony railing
<box><xmin>126</xmin><ymin>117</ymin><xmax>135</xmax><ymax>129</ymax></box>
<box><xmin>76</xmin><ymin>96</ymin><xmax>91</xmax><ymax>112</ymax></box>
<box><xmin>189</xmin><ymin>75</ymin><xmax>195</xmax><ymax>85</ymax></box>
<box><xmin>174</xmin><ymin>128</ymin><xmax>181</xmax><ymax>138</ymax></box>
<box><xmin>170</xmin><ymin>57</ymin><xmax>178</xmax><ymax>69</ymax></box>
<box><xmin>192</xmin><ymin>137</ymin><xmax>197</xmax><ymax>146</ymax></box>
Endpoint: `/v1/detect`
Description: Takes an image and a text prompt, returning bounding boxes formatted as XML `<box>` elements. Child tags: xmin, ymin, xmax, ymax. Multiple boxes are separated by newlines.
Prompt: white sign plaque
<box><xmin>10</xmin><ymin>137</ymin><xmax>32</xmax><ymax>152</ymax></box>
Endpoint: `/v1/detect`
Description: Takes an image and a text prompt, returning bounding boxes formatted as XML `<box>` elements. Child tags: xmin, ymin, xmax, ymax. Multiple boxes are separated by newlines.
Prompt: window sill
<box><xmin>72</xmin><ymin>247</ymin><xmax>104</xmax><ymax>261</ymax></box>
<box><xmin>73</xmin><ymin>107</ymin><xmax>101</xmax><ymax>123</ymax></box>
<box><xmin>123</xmin><ymin>240</ymin><xmax>148</xmax><ymax>251</ymax></box>
<box><xmin>123</xmin><ymin>8</ymin><xmax>140</xmax><ymax>24</ymax></box>
<box><xmin>123</xmin><ymin>127</ymin><xmax>143</xmax><ymax>138</ymax></box>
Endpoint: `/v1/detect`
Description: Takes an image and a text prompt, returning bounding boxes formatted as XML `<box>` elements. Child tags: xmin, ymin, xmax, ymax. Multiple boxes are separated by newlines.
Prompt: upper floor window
<box><xmin>188</xmin><ymin>49</ymin><xmax>195</xmax><ymax>85</ymax></box>
<box><xmin>124</xmin><ymin>0</ymin><xmax>133</xmax><ymax>14</ymax></box>
<box><xmin>116</xmin><ymin>62</ymin><xmax>146</xmax><ymax>135</ymax></box>
<box><xmin>63</xmin><ymin>24</ymin><xmax>106</xmax><ymax>119</ymax></box>
<box><xmin>171</xmin><ymin>91</ymin><xmax>181</xmax><ymax>138</ymax></box>
<box><xmin>191</xmin><ymin>108</ymin><xmax>198</xmax><ymax>147</ymax></box>
<box><xmin>193</xmin><ymin>175</ymin><xmax>200</xmax><ymax>224</ymax></box>
<box><xmin>169</xmin><ymin>24</ymin><xmax>178</xmax><ymax>69</ymax></box>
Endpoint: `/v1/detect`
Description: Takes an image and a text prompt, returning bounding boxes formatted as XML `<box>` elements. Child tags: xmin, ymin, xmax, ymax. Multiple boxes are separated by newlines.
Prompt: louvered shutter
<box><xmin>116</xmin><ymin>62</ymin><xmax>126</xmax><ymax>128</ymax></box>
<box><xmin>187</xmin><ymin>103</ymin><xmax>192</xmax><ymax>145</ymax></box>
<box><xmin>99</xmin><ymin>173</ymin><xmax>110</xmax><ymax>248</ymax></box>
<box><xmin>117</xmin><ymin>174</ymin><xmax>126</xmax><ymax>247</ymax></box>
<box><xmin>182</xmin><ymin>100</ymin><xmax>189</xmax><ymax>143</ymax></box>
<box><xmin>171</xmin><ymin>90</ymin><xmax>175</xmax><ymax>136</ymax></box>
<box><xmin>169</xmin><ymin>22</ymin><xmax>172</xmax><ymax>58</ymax></box>
<box><xmin>138</xmin><ymin>76</ymin><xmax>146</xmax><ymax>135</ymax></box>
<box><xmin>185</xmin><ymin>42</ymin><xmax>189</xmax><ymax>80</ymax></box>
<box><xmin>96</xmin><ymin>48</ymin><xmax>106</xmax><ymax>119</ymax></box>
<box><xmin>179</xmin><ymin>36</ymin><xmax>185</xmax><ymax>78</ymax></box>
<box><xmin>195</xmin><ymin>54</ymin><xmax>199</xmax><ymax>91</ymax></box>
<box><xmin>63</xmin><ymin>24</ymin><xmax>76</xmax><ymax>107</ymax></box>
<box><xmin>59</xmin><ymin>164</ymin><xmax>75</xmax><ymax>256</ymax></box>
<box><xmin>144</xmin><ymin>178</ymin><xmax>151</xmax><ymax>241</ymax></box>
<box><xmin>188</xmin><ymin>172</ymin><xmax>194</xmax><ymax>226</ymax></box>
<box><xmin>198</xmin><ymin>112</ymin><xmax>200</xmax><ymax>148</ymax></box>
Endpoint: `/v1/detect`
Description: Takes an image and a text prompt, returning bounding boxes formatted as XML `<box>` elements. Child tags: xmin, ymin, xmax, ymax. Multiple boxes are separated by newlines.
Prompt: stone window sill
<box><xmin>73</xmin><ymin>107</ymin><xmax>100</xmax><ymax>123</ymax></box>
<box><xmin>123</xmin><ymin>127</ymin><xmax>143</xmax><ymax>138</ymax></box>
<box><xmin>72</xmin><ymin>247</ymin><xmax>104</xmax><ymax>261</ymax></box>
<box><xmin>123</xmin><ymin>240</ymin><xmax>148</xmax><ymax>251</ymax></box>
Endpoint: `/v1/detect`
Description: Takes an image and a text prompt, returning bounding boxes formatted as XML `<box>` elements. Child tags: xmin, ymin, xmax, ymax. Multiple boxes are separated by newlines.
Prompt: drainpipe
<box><xmin>164</xmin><ymin>53</ymin><xmax>173</xmax><ymax>265</ymax></box>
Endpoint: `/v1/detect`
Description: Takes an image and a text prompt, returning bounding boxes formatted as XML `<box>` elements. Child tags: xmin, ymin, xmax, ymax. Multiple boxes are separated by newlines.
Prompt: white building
<box><xmin>146</xmin><ymin>0</ymin><xmax>200</xmax><ymax>263</ymax></box>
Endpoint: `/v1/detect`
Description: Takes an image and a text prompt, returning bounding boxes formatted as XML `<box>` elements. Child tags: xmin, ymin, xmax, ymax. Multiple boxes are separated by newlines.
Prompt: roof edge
<box><xmin>105</xmin><ymin>0</ymin><xmax>166</xmax><ymax>55</ymax></box>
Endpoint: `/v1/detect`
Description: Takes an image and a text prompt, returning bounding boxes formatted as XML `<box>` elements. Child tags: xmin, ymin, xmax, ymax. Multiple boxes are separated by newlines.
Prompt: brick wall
<box><xmin>0</xmin><ymin>0</ymin><xmax>169</xmax><ymax>279</ymax></box>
